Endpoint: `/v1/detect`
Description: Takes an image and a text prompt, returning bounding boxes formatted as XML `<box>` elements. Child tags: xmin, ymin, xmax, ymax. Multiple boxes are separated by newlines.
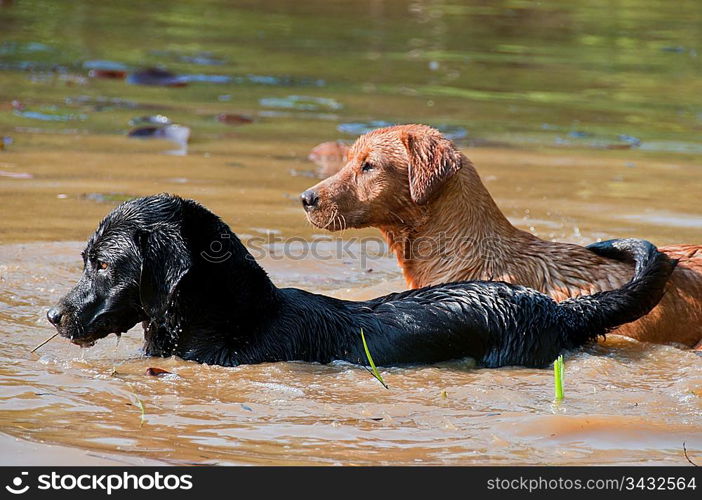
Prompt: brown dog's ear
<box><xmin>401</xmin><ymin>130</ymin><xmax>464</xmax><ymax>205</ymax></box>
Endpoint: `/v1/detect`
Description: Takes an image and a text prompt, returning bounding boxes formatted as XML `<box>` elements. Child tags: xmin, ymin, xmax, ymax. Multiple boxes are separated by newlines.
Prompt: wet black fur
<box><xmin>48</xmin><ymin>194</ymin><xmax>677</xmax><ymax>368</ymax></box>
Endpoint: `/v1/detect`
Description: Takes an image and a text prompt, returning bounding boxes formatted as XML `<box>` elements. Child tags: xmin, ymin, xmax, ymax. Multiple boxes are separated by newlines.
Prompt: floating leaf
<box><xmin>145</xmin><ymin>367</ymin><xmax>172</xmax><ymax>377</ymax></box>
<box><xmin>88</xmin><ymin>69</ymin><xmax>127</xmax><ymax>79</ymax></box>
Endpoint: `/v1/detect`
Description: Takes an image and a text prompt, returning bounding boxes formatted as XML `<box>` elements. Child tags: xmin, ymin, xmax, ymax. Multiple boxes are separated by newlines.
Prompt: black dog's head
<box><xmin>49</xmin><ymin>193</ymin><xmax>274</xmax><ymax>355</ymax></box>
<box><xmin>47</xmin><ymin>195</ymin><xmax>205</xmax><ymax>347</ymax></box>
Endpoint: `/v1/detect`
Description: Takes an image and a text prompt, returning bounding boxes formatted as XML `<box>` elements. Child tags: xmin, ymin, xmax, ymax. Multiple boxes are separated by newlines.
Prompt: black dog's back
<box><xmin>49</xmin><ymin>194</ymin><xmax>677</xmax><ymax>369</ymax></box>
<box><xmin>199</xmin><ymin>239</ymin><xmax>675</xmax><ymax>369</ymax></box>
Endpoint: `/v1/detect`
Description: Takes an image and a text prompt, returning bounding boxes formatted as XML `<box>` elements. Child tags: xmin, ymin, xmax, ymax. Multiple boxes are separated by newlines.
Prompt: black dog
<box><xmin>47</xmin><ymin>194</ymin><xmax>676</xmax><ymax>368</ymax></box>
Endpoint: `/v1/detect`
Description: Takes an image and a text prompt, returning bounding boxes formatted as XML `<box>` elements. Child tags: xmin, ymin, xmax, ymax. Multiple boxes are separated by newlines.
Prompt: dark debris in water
<box><xmin>128</xmin><ymin>124</ymin><xmax>190</xmax><ymax>147</ymax></box>
<box><xmin>89</xmin><ymin>69</ymin><xmax>127</xmax><ymax>79</ymax></box>
<box><xmin>128</xmin><ymin>126</ymin><xmax>161</xmax><ymax>137</ymax></box>
<box><xmin>216</xmin><ymin>113</ymin><xmax>254</xmax><ymax>125</ymax></box>
<box><xmin>126</xmin><ymin>66</ymin><xmax>233</xmax><ymax>86</ymax></box>
<box><xmin>84</xmin><ymin>60</ymin><xmax>129</xmax><ymax>79</ymax></box>
<box><xmin>127</xmin><ymin>67</ymin><xmax>187</xmax><ymax>87</ymax></box>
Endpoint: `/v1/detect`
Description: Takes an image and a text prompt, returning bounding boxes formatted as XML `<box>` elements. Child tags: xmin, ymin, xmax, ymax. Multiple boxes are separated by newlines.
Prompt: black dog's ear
<box><xmin>138</xmin><ymin>230</ymin><xmax>192</xmax><ymax>318</ymax></box>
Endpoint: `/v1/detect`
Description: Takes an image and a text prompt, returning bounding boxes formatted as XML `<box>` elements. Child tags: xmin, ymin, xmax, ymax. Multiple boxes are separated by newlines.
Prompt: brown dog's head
<box><xmin>301</xmin><ymin>124</ymin><xmax>465</xmax><ymax>230</ymax></box>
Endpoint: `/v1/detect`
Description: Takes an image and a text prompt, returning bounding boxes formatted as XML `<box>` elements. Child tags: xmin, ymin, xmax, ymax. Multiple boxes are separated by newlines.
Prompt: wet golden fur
<box><xmin>304</xmin><ymin>124</ymin><xmax>702</xmax><ymax>347</ymax></box>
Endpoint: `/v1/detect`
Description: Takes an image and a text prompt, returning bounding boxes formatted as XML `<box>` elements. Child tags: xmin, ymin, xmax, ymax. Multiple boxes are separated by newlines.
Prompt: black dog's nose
<box><xmin>47</xmin><ymin>307</ymin><xmax>62</xmax><ymax>326</ymax></box>
<box><xmin>300</xmin><ymin>189</ymin><xmax>319</xmax><ymax>210</ymax></box>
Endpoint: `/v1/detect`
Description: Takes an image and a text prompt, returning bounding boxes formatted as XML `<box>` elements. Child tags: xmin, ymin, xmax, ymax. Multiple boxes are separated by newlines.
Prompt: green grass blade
<box><xmin>127</xmin><ymin>384</ymin><xmax>146</xmax><ymax>426</ymax></box>
<box><xmin>361</xmin><ymin>328</ymin><xmax>388</xmax><ymax>389</ymax></box>
<box><xmin>554</xmin><ymin>355</ymin><xmax>564</xmax><ymax>401</ymax></box>
<box><xmin>134</xmin><ymin>395</ymin><xmax>145</xmax><ymax>424</ymax></box>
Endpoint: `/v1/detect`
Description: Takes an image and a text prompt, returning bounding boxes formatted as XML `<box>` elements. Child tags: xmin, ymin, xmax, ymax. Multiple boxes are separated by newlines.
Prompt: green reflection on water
<box><xmin>0</xmin><ymin>0</ymin><xmax>700</xmax><ymax>150</ymax></box>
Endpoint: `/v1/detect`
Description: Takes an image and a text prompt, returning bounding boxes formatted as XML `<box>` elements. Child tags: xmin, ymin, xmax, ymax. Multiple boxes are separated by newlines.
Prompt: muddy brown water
<box><xmin>1</xmin><ymin>0</ymin><xmax>701</xmax><ymax>465</ymax></box>
<box><xmin>1</xmin><ymin>145</ymin><xmax>701</xmax><ymax>466</ymax></box>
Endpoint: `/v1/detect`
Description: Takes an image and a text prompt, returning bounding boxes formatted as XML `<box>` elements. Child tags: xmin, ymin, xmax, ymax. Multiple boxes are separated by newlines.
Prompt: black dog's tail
<box><xmin>559</xmin><ymin>238</ymin><xmax>677</xmax><ymax>347</ymax></box>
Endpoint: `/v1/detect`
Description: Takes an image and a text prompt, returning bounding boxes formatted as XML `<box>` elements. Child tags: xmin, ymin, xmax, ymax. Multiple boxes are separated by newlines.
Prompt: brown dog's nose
<box><xmin>47</xmin><ymin>307</ymin><xmax>62</xmax><ymax>326</ymax></box>
<box><xmin>300</xmin><ymin>189</ymin><xmax>319</xmax><ymax>211</ymax></box>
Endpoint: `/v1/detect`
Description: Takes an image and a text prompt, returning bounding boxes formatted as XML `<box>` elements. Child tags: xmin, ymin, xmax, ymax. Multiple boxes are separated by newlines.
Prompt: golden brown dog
<box><xmin>301</xmin><ymin>124</ymin><xmax>702</xmax><ymax>347</ymax></box>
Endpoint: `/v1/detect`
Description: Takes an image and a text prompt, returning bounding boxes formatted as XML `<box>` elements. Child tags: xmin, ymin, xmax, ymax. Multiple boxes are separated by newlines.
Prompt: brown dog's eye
<box><xmin>361</xmin><ymin>162</ymin><xmax>374</xmax><ymax>172</ymax></box>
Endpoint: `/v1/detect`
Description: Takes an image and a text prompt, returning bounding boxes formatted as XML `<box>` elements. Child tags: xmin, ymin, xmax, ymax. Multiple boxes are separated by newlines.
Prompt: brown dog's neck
<box><xmin>380</xmin><ymin>156</ymin><xmax>614</xmax><ymax>293</ymax></box>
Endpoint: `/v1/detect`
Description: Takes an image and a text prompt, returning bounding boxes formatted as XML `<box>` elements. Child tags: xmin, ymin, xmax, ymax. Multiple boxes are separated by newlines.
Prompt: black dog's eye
<box><xmin>97</xmin><ymin>260</ymin><xmax>109</xmax><ymax>271</ymax></box>
<box><xmin>361</xmin><ymin>162</ymin><xmax>374</xmax><ymax>173</ymax></box>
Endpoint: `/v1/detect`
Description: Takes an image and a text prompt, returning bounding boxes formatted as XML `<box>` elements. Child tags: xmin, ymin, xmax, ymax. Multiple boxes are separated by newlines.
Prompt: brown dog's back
<box><xmin>302</xmin><ymin>125</ymin><xmax>702</xmax><ymax>347</ymax></box>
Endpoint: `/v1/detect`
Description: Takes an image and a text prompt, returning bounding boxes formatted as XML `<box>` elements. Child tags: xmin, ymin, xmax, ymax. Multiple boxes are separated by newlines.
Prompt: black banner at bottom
<box><xmin>0</xmin><ymin>466</ymin><xmax>698</xmax><ymax>498</ymax></box>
